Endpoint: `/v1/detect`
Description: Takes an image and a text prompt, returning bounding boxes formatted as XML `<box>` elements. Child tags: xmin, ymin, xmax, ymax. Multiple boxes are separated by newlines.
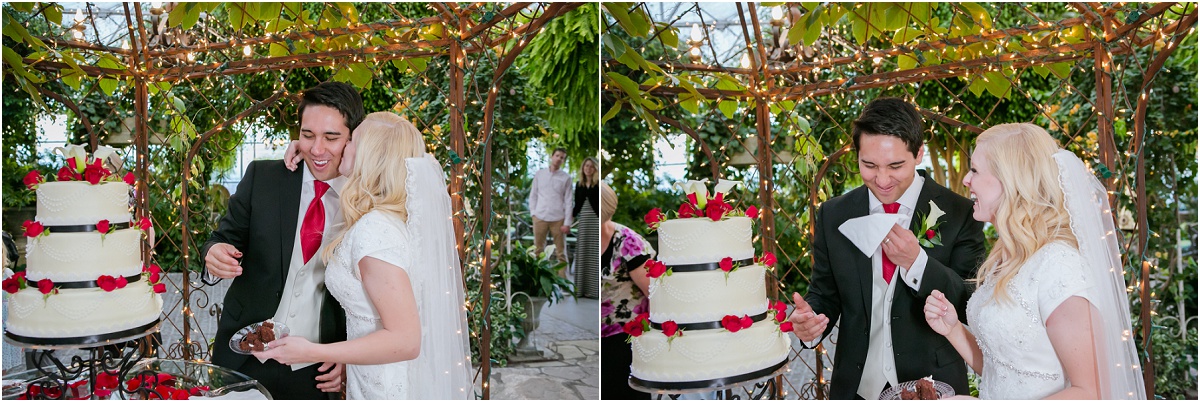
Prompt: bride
<box><xmin>923</xmin><ymin>123</ymin><xmax>1144</xmax><ymax>399</ymax></box>
<box><xmin>257</xmin><ymin>112</ymin><xmax>472</xmax><ymax>399</ymax></box>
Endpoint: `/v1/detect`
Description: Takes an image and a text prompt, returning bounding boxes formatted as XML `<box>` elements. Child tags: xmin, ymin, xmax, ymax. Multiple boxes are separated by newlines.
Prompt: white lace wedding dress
<box><xmin>326</xmin><ymin>210</ymin><xmax>415</xmax><ymax>399</ymax></box>
<box><xmin>965</xmin><ymin>241</ymin><xmax>1093</xmax><ymax>400</ymax></box>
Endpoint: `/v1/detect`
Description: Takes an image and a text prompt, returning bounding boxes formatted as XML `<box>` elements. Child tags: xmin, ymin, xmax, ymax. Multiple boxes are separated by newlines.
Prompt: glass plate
<box><xmin>879</xmin><ymin>379</ymin><xmax>955</xmax><ymax>400</ymax></box>
<box><xmin>228</xmin><ymin>320</ymin><xmax>289</xmax><ymax>355</ymax></box>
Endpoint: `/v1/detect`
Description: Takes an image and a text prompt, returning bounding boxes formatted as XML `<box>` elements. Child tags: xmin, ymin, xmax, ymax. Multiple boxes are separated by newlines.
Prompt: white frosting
<box><xmin>6</xmin><ymin>281</ymin><xmax>163</xmax><ymax>338</ymax></box>
<box><xmin>9</xmin><ymin>179</ymin><xmax>163</xmax><ymax>342</ymax></box>
<box><xmin>631</xmin><ymin>319</ymin><xmax>790</xmax><ymax>382</ymax></box>
<box><xmin>25</xmin><ymin>228</ymin><xmax>143</xmax><ymax>281</ymax></box>
<box><xmin>35</xmin><ymin>182</ymin><xmax>131</xmax><ymax>226</ymax></box>
<box><xmin>634</xmin><ymin>213</ymin><xmax>786</xmax><ymax>383</ymax></box>
<box><xmin>656</xmin><ymin>217</ymin><xmax>754</xmax><ymax>265</ymax></box>
<box><xmin>649</xmin><ymin>264</ymin><xmax>769</xmax><ymax>323</ymax></box>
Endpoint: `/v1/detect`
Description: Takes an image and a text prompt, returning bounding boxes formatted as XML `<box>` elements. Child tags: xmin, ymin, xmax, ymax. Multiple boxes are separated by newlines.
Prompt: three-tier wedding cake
<box><xmin>4</xmin><ymin>145</ymin><xmax>165</xmax><ymax>345</ymax></box>
<box><xmin>628</xmin><ymin>180</ymin><xmax>791</xmax><ymax>389</ymax></box>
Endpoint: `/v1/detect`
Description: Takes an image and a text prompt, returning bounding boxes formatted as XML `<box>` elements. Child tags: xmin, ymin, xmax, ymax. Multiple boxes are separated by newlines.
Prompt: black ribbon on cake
<box><xmin>666</xmin><ymin>257</ymin><xmax>754</xmax><ymax>273</ymax></box>
<box><xmin>42</xmin><ymin>221</ymin><xmax>133</xmax><ymax>233</ymax></box>
<box><xmin>629</xmin><ymin>359</ymin><xmax>788</xmax><ymax>392</ymax></box>
<box><xmin>650</xmin><ymin>311</ymin><xmax>769</xmax><ymax>331</ymax></box>
<box><xmin>4</xmin><ymin>318</ymin><xmax>160</xmax><ymax>346</ymax></box>
<box><xmin>50</xmin><ymin>273</ymin><xmax>143</xmax><ymax>290</ymax></box>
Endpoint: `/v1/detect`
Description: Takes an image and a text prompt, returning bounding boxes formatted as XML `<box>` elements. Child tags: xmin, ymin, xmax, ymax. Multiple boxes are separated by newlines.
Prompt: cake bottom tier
<box><xmin>631</xmin><ymin>319</ymin><xmax>791</xmax><ymax>384</ymax></box>
<box><xmin>5</xmin><ymin>281</ymin><xmax>163</xmax><ymax>343</ymax></box>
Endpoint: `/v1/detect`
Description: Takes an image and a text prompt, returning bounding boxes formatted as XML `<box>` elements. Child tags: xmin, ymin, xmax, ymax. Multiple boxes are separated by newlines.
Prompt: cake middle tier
<box><xmin>648</xmin><ymin>264</ymin><xmax>768</xmax><ymax>324</ymax></box>
<box><xmin>25</xmin><ymin>227</ymin><xmax>143</xmax><ymax>281</ymax></box>
<box><xmin>656</xmin><ymin>216</ymin><xmax>754</xmax><ymax>265</ymax></box>
<box><xmin>631</xmin><ymin>318</ymin><xmax>791</xmax><ymax>383</ymax></box>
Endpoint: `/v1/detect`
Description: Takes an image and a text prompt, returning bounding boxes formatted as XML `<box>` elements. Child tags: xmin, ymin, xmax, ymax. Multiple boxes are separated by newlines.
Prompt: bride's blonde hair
<box><xmin>323</xmin><ymin>112</ymin><xmax>427</xmax><ymax>263</ymax></box>
<box><xmin>973</xmin><ymin>123</ymin><xmax>1077</xmax><ymax>303</ymax></box>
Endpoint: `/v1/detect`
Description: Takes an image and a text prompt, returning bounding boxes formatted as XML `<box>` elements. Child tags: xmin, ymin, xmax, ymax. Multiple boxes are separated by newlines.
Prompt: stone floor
<box><xmin>478</xmin><ymin>296</ymin><xmax>600</xmax><ymax>400</ymax></box>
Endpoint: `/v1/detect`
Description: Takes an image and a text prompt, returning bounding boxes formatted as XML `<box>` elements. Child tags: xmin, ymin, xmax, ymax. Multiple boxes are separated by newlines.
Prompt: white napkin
<box><xmin>838</xmin><ymin>214</ymin><xmax>908</xmax><ymax>257</ymax></box>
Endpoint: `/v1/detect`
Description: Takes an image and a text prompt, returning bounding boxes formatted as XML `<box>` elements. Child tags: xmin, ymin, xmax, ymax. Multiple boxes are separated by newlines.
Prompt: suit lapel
<box><xmin>279</xmin><ymin>168</ymin><xmax>303</xmax><ymax>287</ymax></box>
<box><xmin>911</xmin><ymin>170</ymin><xmax>942</xmax><ymax>233</ymax></box>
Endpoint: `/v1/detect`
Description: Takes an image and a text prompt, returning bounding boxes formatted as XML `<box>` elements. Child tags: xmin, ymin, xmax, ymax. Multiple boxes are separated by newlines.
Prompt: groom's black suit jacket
<box><xmin>200</xmin><ymin>160</ymin><xmax>346</xmax><ymax>371</ymax></box>
<box><xmin>804</xmin><ymin>171</ymin><xmax>985</xmax><ymax>399</ymax></box>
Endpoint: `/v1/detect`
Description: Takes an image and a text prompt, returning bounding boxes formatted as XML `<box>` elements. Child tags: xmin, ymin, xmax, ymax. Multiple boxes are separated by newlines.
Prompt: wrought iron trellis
<box><xmin>604</xmin><ymin>2</ymin><xmax>1196</xmax><ymax>399</ymax></box>
<box><xmin>8</xmin><ymin>2</ymin><xmax>583</xmax><ymax>399</ymax></box>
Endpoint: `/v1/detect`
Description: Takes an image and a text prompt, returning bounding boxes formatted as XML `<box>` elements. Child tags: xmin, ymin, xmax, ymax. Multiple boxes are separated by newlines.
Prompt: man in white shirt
<box><xmin>202</xmin><ymin>82</ymin><xmax>363</xmax><ymax>400</ymax></box>
<box><xmin>528</xmin><ymin>147</ymin><xmax>574</xmax><ymax>269</ymax></box>
<box><xmin>786</xmin><ymin>98</ymin><xmax>986</xmax><ymax>399</ymax></box>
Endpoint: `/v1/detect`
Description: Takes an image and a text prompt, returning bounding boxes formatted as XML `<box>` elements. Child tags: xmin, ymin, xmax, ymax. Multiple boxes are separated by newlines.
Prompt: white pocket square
<box><xmin>838</xmin><ymin>214</ymin><xmax>908</xmax><ymax>257</ymax></box>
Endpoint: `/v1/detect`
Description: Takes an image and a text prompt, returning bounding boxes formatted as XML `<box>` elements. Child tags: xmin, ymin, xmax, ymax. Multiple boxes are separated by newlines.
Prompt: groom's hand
<box><xmin>881</xmin><ymin>224</ymin><xmax>919</xmax><ymax>269</ymax></box>
<box><xmin>315</xmin><ymin>362</ymin><xmax>345</xmax><ymax>393</ymax></box>
<box><xmin>205</xmin><ymin>243</ymin><xmax>243</xmax><ymax>279</ymax></box>
<box><xmin>788</xmin><ymin>292</ymin><xmax>829</xmax><ymax>343</ymax></box>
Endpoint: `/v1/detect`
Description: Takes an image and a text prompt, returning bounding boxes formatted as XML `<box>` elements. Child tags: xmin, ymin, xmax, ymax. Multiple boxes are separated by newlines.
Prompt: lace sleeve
<box><xmin>349</xmin><ymin>212</ymin><xmax>411</xmax><ymax>279</ymax></box>
<box><xmin>1034</xmin><ymin>243</ymin><xmax>1092</xmax><ymax>323</ymax></box>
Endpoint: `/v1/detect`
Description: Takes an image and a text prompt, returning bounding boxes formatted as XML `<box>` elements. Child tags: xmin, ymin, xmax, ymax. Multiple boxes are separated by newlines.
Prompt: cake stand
<box><xmin>629</xmin><ymin>359</ymin><xmax>789</xmax><ymax>400</ymax></box>
<box><xmin>2</xmin><ymin>320</ymin><xmax>172</xmax><ymax>399</ymax></box>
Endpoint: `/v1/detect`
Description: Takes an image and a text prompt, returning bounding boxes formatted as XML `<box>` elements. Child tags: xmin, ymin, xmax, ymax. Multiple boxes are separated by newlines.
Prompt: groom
<box><xmin>787</xmin><ymin>98</ymin><xmax>986</xmax><ymax>399</ymax></box>
<box><xmin>201</xmin><ymin>82</ymin><xmax>364</xmax><ymax>399</ymax></box>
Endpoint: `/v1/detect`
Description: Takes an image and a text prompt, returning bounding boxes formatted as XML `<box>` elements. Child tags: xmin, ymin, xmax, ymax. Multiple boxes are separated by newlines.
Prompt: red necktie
<box><xmin>882</xmin><ymin>202</ymin><xmax>900</xmax><ymax>284</ymax></box>
<box><xmin>300</xmin><ymin>180</ymin><xmax>330</xmax><ymax>265</ymax></box>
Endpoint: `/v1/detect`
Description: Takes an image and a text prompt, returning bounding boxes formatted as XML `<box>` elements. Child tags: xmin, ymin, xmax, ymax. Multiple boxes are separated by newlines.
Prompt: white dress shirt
<box><xmin>857</xmin><ymin>174</ymin><xmax>928</xmax><ymax>399</ymax></box>
<box><xmin>528</xmin><ymin>167</ymin><xmax>574</xmax><ymax>226</ymax></box>
<box><xmin>270</xmin><ymin>165</ymin><xmax>346</xmax><ymax>370</ymax></box>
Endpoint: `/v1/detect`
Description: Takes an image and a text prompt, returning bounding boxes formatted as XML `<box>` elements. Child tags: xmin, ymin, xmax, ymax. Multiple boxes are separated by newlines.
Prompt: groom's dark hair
<box><xmin>851</xmin><ymin>97</ymin><xmax>924</xmax><ymax>157</ymax></box>
<box><xmin>298</xmin><ymin>81</ymin><xmax>366</xmax><ymax>132</ymax></box>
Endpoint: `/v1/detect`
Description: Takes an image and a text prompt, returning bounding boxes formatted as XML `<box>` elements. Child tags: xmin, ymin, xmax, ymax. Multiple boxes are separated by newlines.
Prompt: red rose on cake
<box><xmin>23</xmin><ymin>170</ymin><xmax>44</xmax><ymax>190</ymax></box>
<box><xmin>644</xmin><ymin>208</ymin><xmax>666</xmax><ymax>231</ymax></box>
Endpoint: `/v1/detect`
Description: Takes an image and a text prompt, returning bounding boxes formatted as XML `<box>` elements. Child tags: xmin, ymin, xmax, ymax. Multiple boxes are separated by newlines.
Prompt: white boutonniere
<box><xmin>915</xmin><ymin>200</ymin><xmax>946</xmax><ymax>248</ymax></box>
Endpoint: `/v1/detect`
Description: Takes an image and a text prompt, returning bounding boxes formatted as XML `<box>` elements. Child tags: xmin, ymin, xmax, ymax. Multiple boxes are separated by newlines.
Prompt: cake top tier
<box><xmin>643</xmin><ymin>179</ymin><xmax>759</xmax><ymax>231</ymax></box>
<box><xmin>22</xmin><ymin>144</ymin><xmax>133</xmax><ymax>190</ymax></box>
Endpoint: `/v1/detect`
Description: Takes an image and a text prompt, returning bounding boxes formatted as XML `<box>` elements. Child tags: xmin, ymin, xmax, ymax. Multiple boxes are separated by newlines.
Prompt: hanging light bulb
<box><xmin>72</xmin><ymin>29</ymin><xmax>83</xmax><ymax>40</ymax></box>
<box><xmin>186</xmin><ymin>52</ymin><xmax>195</xmax><ymax>62</ymax></box>
<box><xmin>772</xmin><ymin>6</ymin><xmax>784</xmax><ymax>22</ymax></box>
<box><xmin>741</xmin><ymin>53</ymin><xmax>751</xmax><ymax>68</ymax></box>
<box><xmin>74</xmin><ymin>9</ymin><xmax>84</xmax><ymax>23</ymax></box>
<box><xmin>121</xmin><ymin>40</ymin><xmax>130</xmax><ymax>50</ymax></box>
<box><xmin>243</xmin><ymin>45</ymin><xmax>251</xmax><ymax>57</ymax></box>
<box><xmin>689</xmin><ymin>46</ymin><xmax>701</xmax><ymax>62</ymax></box>
<box><xmin>690</xmin><ymin>23</ymin><xmax>702</xmax><ymax>43</ymax></box>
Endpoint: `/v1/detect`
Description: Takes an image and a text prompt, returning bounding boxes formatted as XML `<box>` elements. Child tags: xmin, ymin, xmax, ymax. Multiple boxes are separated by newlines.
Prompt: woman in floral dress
<box><xmin>599</xmin><ymin>183</ymin><xmax>654</xmax><ymax>399</ymax></box>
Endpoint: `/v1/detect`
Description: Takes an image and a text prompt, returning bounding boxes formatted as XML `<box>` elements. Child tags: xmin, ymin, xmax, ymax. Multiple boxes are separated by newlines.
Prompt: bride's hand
<box><xmin>253</xmin><ymin>336</ymin><xmax>318</xmax><ymax>365</ymax></box>
<box><xmin>283</xmin><ymin>140</ymin><xmax>302</xmax><ymax>171</ymax></box>
<box><xmin>924</xmin><ymin>289</ymin><xmax>960</xmax><ymax>336</ymax></box>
